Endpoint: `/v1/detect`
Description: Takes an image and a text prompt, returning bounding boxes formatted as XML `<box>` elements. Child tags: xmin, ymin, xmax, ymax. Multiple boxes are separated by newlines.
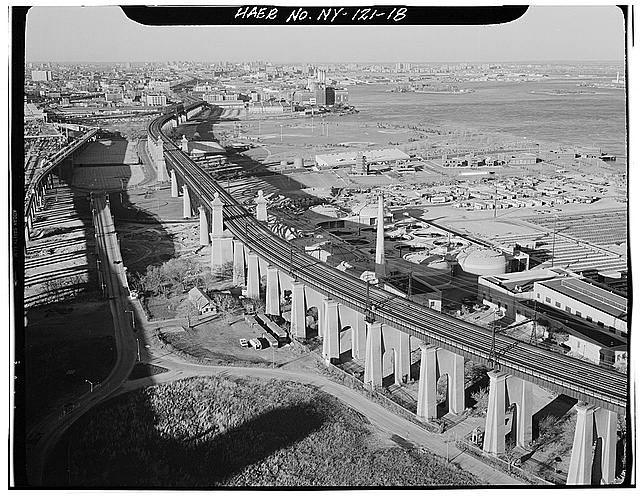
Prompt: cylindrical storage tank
<box><xmin>456</xmin><ymin>248</ymin><xmax>507</xmax><ymax>276</ymax></box>
<box><xmin>294</xmin><ymin>156</ymin><xmax>303</xmax><ymax>168</ymax></box>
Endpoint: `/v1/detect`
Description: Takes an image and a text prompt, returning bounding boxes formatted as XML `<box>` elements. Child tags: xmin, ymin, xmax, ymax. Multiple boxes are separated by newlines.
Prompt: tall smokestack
<box><xmin>375</xmin><ymin>194</ymin><xmax>386</xmax><ymax>278</ymax></box>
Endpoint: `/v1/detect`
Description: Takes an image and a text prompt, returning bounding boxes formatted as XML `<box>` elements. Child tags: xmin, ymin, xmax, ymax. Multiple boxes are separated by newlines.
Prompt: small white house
<box><xmin>188</xmin><ymin>287</ymin><xmax>216</xmax><ymax>315</ymax></box>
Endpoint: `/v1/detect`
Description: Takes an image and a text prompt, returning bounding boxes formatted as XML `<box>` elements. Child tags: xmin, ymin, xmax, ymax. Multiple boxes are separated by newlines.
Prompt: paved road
<box><xmin>26</xmin><ymin>194</ymin><xmax>138</xmax><ymax>486</ymax></box>
<box><xmin>115</xmin><ymin>348</ymin><xmax>523</xmax><ymax>486</ymax></box>
<box><xmin>26</xmin><ymin>194</ymin><xmax>521</xmax><ymax>486</ymax></box>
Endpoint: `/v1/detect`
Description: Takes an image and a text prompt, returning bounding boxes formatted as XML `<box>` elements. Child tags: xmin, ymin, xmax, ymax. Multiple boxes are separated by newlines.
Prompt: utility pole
<box><xmin>490</xmin><ymin>309</ymin><xmax>498</xmax><ymax>370</ymax></box>
<box><xmin>365</xmin><ymin>280</ymin><xmax>373</xmax><ymax>323</ymax></box>
<box><xmin>551</xmin><ymin>214</ymin><xmax>558</xmax><ymax>266</ymax></box>
<box><xmin>530</xmin><ymin>299</ymin><xmax>539</xmax><ymax>344</ymax></box>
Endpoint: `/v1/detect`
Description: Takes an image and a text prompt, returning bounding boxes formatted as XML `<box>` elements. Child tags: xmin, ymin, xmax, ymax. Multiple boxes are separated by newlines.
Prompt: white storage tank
<box><xmin>457</xmin><ymin>248</ymin><xmax>507</xmax><ymax>276</ymax></box>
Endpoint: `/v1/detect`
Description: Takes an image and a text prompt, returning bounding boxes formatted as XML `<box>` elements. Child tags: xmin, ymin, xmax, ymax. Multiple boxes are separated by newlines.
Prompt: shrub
<box><xmin>471</xmin><ymin>387</ymin><xmax>489</xmax><ymax>416</ymax></box>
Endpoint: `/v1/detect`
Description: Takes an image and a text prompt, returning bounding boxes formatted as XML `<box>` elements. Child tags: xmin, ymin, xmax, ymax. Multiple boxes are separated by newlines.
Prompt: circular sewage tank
<box><xmin>457</xmin><ymin>248</ymin><xmax>507</xmax><ymax>276</ymax></box>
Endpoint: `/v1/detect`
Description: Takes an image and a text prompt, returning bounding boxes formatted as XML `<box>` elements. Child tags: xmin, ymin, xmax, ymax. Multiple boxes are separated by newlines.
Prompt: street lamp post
<box><xmin>136</xmin><ymin>337</ymin><xmax>141</xmax><ymax>362</ymax></box>
<box><xmin>84</xmin><ymin>379</ymin><xmax>94</xmax><ymax>393</ymax></box>
<box><xmin>280</xmin><ymin>124</ymin><xmax>283</xmax><ymax>143</ymax></box>
<box><xmin>125</xmin><ymin>309</ymin><xmax>135</xmax><ymax>329</ymax></box>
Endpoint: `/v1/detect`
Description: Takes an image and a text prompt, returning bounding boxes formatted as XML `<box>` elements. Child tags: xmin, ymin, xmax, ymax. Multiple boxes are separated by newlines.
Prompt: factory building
<box><xmin>145</xmin><ymin>94</ymin><xmax>167</xmax><ymax>106</ymax></box>
<box><xmin>508</xmin><ymin>153</ymin><xmax>538</xmax><ymax>166</ymax></box>
<box><xmin>477</xmin><ymin>268</ymin><xmax>627</xmax><ymax>368</ymax></box>
<box><xmin>31</xmin><ymin>70</ymin><xmax>52</xmax><ymax>82</ymax></box>
<box><xmin>533</xmin><ymin>277</ymin><xmax>627</xmax><ymax>335</ymax></box>
<box><xmin>315</xmin><ymin>148</ymin><xmax>410</xmax><ymax>170</ymax></box>
<box><xmin>325</xmin><ymin>87</ymin><xmax>349</xmax><ymax>105</ymax></box>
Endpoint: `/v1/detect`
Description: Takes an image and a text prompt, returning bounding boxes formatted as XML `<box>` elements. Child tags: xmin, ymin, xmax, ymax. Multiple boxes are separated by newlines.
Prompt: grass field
<box><xmin>63</xmin><ymin>375</ymin><xmax>479</xmax><ymax>487</ymax></box>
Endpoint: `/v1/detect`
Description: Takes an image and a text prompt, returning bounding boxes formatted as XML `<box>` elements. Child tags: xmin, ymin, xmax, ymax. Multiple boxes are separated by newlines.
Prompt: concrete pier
<box><xmin>182</xmin><ymin>185</ymin><xmax>191</xmax><ymax>218</ymax></box>
<box><xmin>436</xmin><ymin>348</ymin><xmax>465</xmax><ymax>415</ymax></box>
<box><xmin>567</xmin><ymin>404</ymin><xmax>618</xmax><ymax>485</ymax></box>
<box><xmin>246</xmin><ymin>252</ymin><xmax>260</xmax><ymax>300</ymax></box>
<box><xmin>364</xmin><ymin>321</ymin><xmax>383</xmax><ymax>388</ymax></box>
<box><xmin>290</xmin><ymin>282</ymin><xmax>307</xmax><ymax>338</ymax></box>
<box><xmin>157</xmin><ymin>157</ymin><xmax>168</xmax><ymax>182</ymax></box>
<box><xmin>211</xmin><ymin>193</ymin><xmax>224</xmax><ymax>237</ymax></box>
<box><xmin>351</xmin><ymin>312</ymin><xmax>367</xmax><ymax>360</ymax></box>
<box><xmin>322</xmin><ymin>299</ymin><xmax>340</xmax><ymax>363</ymax></box>
<box><xmin>265</xmin><ymin>266</ymin><xmax>280</xmax><ymax>316</ymax></box>
<box><xmin>232</xmin><ymin>240</ymin><xmax>245</xmax><ymax>286</ymax></box>
<box><xmin>483</xmin><ymin>370</ymin><xmax>508</xmax><ymax>455</ymax></box>
<box><xmin>170</xmin><ymin>170</ymin><xmax>178</xmax><ymax>198</ymax></box>
<box><xmin>506</xmin><ymin>375</ymin><xmax>533</xmax><ymax>448</ymax></box>
<box><xmin>567</xmin><ymin>403</ymin><xmax>597</xmax><ymax>485</ymax></box>
<box><xmin>210</xmin><ymin>236</ymin><xmax>233</xmax><ymax>271</ymax></box>
<box><xmin>198</xmin><ymin>206</ymin><xmax>209</xmax><ymax>246</ymax></box>
<box><xmin>417</xmin><ymin>344</ymin><xmax>438</xmax><ymax>420</ymax></box>
<box><xmin>392</xmin><ymin>327</ymin><xmax>411</xmax><ymax>385</ymax></box>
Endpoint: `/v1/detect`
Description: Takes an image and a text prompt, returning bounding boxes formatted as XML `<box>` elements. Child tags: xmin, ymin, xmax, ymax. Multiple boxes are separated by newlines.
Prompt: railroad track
<box><xmin>148</xmin><ymin>104</ymin><xmax>627</xmax><ymax>414</ymax></box>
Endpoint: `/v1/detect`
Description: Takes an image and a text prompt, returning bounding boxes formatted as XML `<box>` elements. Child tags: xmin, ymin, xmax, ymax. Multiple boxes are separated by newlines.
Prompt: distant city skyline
<box><xmin>24</xmin><ymin>5</ymin><xmax>625</xmax><ymax>63</ymax></box>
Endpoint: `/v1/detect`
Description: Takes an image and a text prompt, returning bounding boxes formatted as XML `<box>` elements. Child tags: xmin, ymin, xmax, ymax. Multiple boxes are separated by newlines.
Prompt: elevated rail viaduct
<box><xmin>146</xmin><ymin>102</ymin><xmax>628</xmax><ymax>485</ymax></box>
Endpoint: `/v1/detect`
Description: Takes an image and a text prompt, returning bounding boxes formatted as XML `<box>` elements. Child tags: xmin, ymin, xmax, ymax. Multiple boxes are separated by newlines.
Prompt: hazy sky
<box><xmin>24</xmin><ymin>5</ymin><xmax>625</xmax><ymax>63</ymax></box>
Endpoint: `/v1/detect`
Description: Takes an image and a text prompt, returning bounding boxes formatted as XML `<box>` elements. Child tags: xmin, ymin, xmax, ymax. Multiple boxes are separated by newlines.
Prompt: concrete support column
<box><xmin>437</xmin><ymin>349</ymin><xmax>465</xmax><ymax>415</ymax></box>
<box><xmin>364</xmin><ymin>321</ymin><xmax>383</xmax><ymax>388</ymax></box>
<box><xmin>232</xmin><ymin>240</ymin><xmax>245</xmax><ymax>286</ymax></box>
<box><xmin>265</xmin><ymin>266</ymin><xmax>280</xmax><ymax>316</ymax></box>
<box><xmin>26</xmin><ymin>214</ymin><xmax>33</xmax><ymax>233</ymax></box>
<box><xmin>246</xmin><ymin>252</ymin><xmax>260</xmax><ymax>300</ymax></box>
<box><xmin>210</xmin><ymin>236</ymin><xmax>233</xmax><ymax>273</ymax></box>
<box><xmin>417</xmin><ymin>344</ymin><xmax>437</xmax><ymax>420</ymax></box>
<box><xmin>198</xmin><ymin>206</ymin><xmax>209</xmax><ymax>246</ymax></box>
<box><xmin>290</xmin><ymin>282</ymin><xmax>307</xmax><ymax>339</ymax></box>
<box><xmin>507</xmin><ymin>376</ymin><xmax>533</xmax><ymax>448</ymax></box>
<box><xmin>157</xmin><ymin>138</ymin><xmax>164</xmax><ymax>158</ymax></box>
<box><xmin>182</xmin><ymin>185</ymin><xmax>191</xmax><ymax>218</ymax></box>
<box><xmin>255</xmin><ymin>190</ymin><xmax>268</xmax><ymax>221</ymax></box>
<box><xmin>483</xmin><ymin>370</ymin><xmax>508</xmax><ymax>455</ymax></box>
<box><xmin>567</xmin><ymin>403</ymin><xmax>597</xmax><ymax>485</ymax></box>
<box><xmin>322</xmin><ymin>299</ymin><xmax>340</xmax><ymax>363</ymax></box>
<box><xmin>594</xmin><ymin>408</ymin><xmax>617</xmax><ymax>485</ymax></box>
<box><xmin>157</xmin><ymin>158</ymin><xmax>168</xmax><ymax>182</ymax></box>
<box><xmin>170</xmin><ymin>170</ymin><xmax>178</xmax><ymax>198</ymax></box>
<box><xmin>393</xmin><ymin>328</ymin><xmax>410</xmax><ymax>385</ymax></box>
<box><xmin>211</xmin><ymin>193</ymin><xmax>224</xmax><ymax>237</ymax></box>
<box><xmin>351</xmin><ymin>313</ymin><xmax>367</xmax><ymax>360</ymax></box>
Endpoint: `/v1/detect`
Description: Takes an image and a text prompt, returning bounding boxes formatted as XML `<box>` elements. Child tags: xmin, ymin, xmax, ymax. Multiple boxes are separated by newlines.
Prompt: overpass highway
<box><xmin>24</xmin><ymin>128</ymin><xmax>98</xmax><ymax>219</ymax></box>
<box><xmin>149</xmin><ymin>104</ymin><xmax>627</xmax><ymax>414</ymax></box>
<box><xmin>26</xmin><ymin>194</ymin><xmax>138</xmax><ymax>485</ymax></box>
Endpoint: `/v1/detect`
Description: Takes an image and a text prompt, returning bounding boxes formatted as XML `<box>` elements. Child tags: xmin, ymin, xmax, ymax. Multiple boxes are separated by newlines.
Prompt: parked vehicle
<box><xmin>249</xmin><ymin>338</ymin><xmax>262</xmax><ymax>350</ymax></box>
<box><xmin>239</xmin><ymin>338</ymin><xmax>249</xmax><ymax>348</ymax></box>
